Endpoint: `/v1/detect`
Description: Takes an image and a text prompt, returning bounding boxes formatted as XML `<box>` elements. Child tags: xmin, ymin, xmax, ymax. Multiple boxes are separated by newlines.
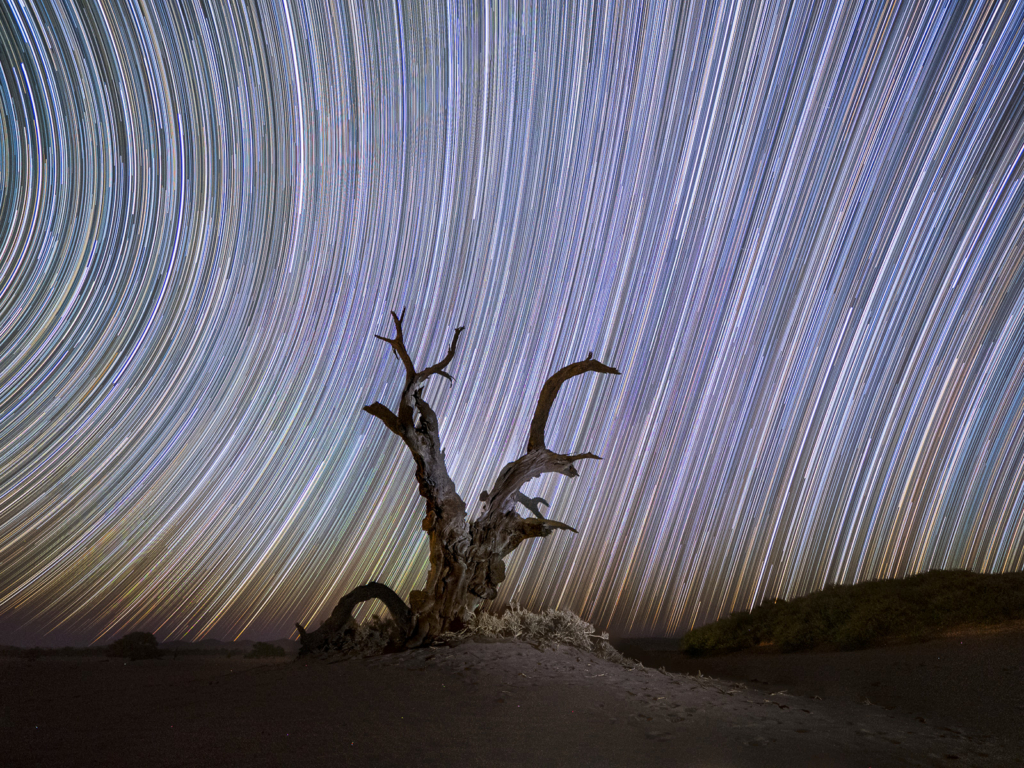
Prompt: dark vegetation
<box><xmin>106</xmin><ymin>631</ymin><xmax>163</xmax><ymax>660</ymax></box>
<box><xmin>0</xmin><ymin>645</ymin><xmax>106</xmax><ymax>659</ymax></box>
<box><xmin>1</xmin><ymin>637</ymin><xmax>298</xmax><ymax>658</ymax></box>
<box><xmin>244</xmin><ymin>641</ymin><xmax>286</xmax><ymax>658</ymax></box>
<box><xmin>161</xmin><ymin>647</ymin><xmax>244</xmax><ymax>658</ymax></box>
<box><xmin>681</xmin><ymin>569</ymin><xmax>1024</xmax><ymax>655</ymax></box>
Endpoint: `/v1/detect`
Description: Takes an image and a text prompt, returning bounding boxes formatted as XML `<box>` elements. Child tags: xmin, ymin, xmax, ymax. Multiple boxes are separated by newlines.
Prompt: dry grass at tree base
<box><xmin>681</xmin><ymin>568</ymin><xmax>1024</xmax><ymax>655</ymax></box>
<box><xmin>308</xmin><ymin>604</ymin><xmax>629</xmax><ymax>664</ymax></box>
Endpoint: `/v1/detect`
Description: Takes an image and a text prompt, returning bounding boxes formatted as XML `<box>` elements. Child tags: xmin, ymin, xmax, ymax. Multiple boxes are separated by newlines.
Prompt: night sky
<box><xmin>1</xmin><ymin>1</ymin><xmax>1023</xmax><ymax>647</ymax></box>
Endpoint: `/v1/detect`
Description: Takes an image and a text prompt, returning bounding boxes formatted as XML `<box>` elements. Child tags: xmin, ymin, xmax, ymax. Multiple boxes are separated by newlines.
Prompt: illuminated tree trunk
<box><xmin>297</xmin><ymin>310</ymin><xmax>618</xmax><ymax>651</ymax></box>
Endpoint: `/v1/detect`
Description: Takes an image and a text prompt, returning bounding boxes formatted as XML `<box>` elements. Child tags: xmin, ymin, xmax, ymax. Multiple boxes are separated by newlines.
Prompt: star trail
<box><xmin>1</xmin><ymin>0</ymin><xmax>1023</xmax><ymax>646</ymax></box>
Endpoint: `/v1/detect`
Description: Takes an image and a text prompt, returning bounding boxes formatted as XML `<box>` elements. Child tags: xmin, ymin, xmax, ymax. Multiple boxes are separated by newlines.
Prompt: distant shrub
<box><xmin>1</xmin><ymin>645</ymin><xmax>105</xmax><ymax>659</ymax></box>
<box><xmin>681</xmin><ymin>569</ymin><xmax>1024</xmax><ymax>655</ymax></box>
<box><xmin>245</xmin><ymin>642</ymin><xmax>286</xmax><ymax>658</ymax></box>
<box><xmin>107</xmin><ymin>631</ymin><xmax>163</xmax><ymax>661</ymax></box>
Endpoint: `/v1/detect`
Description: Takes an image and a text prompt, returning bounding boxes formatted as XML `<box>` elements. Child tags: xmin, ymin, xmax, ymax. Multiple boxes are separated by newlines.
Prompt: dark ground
<box><xmin>613</xmin><ymin>623</ymin><xmax>1024</xmax><ymax>754</ymax></box>
<box><xmin>1</xmin><ymin>627</ymin><xmax>1021</xmax><ymax>767</ymax></box>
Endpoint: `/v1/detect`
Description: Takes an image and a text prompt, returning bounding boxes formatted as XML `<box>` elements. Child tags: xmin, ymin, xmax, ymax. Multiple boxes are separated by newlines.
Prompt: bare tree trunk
<box><xmin>297</xmin><ymin>311</ymin><xmax>618</xmax><ymax>653</ymax></box>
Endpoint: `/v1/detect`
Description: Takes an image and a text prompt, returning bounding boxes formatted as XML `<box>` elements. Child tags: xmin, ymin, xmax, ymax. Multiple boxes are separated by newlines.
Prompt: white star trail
<box><xmin>1</xmin><ymin>0</ymin><xmax>1023</xmax><ymax>645</ymax></box>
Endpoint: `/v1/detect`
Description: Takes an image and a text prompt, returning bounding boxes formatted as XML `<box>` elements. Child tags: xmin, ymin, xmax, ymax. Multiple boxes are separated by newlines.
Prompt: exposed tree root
<box><xmin>296</xmin><ymin>582</ymin><xmax>414</xmax><ymax>656</ymax></box>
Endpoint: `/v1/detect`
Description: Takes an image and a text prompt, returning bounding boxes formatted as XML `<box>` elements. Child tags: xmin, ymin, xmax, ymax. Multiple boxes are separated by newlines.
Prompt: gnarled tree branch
<box><xmin>296</xmin><ymin>582</ymin><xmax>414</xmax><ymax>654</ymax></box>
<box><xmin>514</xmin><ymin>491</ymin><xmax>577</xmax><ymax>532</ymax></box>
<box><xmin>363</xmin><ymin>402</ymin><xmax>401</xmax><ymax>437</ymax></box>
<box><xmin>481</xmin><ymin>356</ymin><xmax>620</xmax><ymax>520</ymax></box>
<box><xmin>360</xmin><ymin>312</ymin><xmax>471</xmax><ymax>644</ymax></box>
<box><xmin>528</xmin><ymin>354</ymin><xmax>620</xmax><ymax>452</ymax></box>
<box><xmin>366</xmin><ymin>309</ymin><xmax>465</xmax><ymax>433</ymax></box>
<box><xmin>373</xmin><ymin>309</ymin><xmax>417</xmax><ymax>388</ymax></box>
<box><xmin>461</xmin><ymin>355</ymin><xmax>619</xmax><ymax>601</ymax></box>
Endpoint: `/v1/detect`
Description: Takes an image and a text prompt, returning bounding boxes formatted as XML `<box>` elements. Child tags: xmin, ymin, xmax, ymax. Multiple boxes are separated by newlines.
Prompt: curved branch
<box><xmin>540</xmin><ymin>518</ymin><xmax>578</xmax><ymax>533</ymax></box>
<box><xmin>296</xmin><ymin>582</ymin><xmax>414</xmax><ymax>655</ymax></box>
<box><xmin>527</xmin><ymin>355</ymin><xmax>620</xmax><ymax>453</ymax></box>
<box><xmin>496</xmin><ymin>515</ymin><xmax>578</xmax><ymax>557</ymax></box>
<box><xmin>481</xmin><ymin>354</ymin><xmax>618</xmax><ymax>519</ymax></box>
<box><xmin>484</xmin><ymin>448</ymin><xmax>600</xmax><ymax>517</ymax></box>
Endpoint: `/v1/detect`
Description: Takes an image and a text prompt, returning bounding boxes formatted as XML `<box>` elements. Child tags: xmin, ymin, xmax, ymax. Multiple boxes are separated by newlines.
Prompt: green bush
<box><xmin>245</xmin><ymin>642</ymin><xmax>286</xmax><ymax>658</ymax></box>
<box><xmin>107</xmin><ymin>631</ymin><xmax>163</xmax><ymax>661</ymax></box>
<box><xmin>681</xmin><ymin>569</ymin><xmax>1024</xmax><ymax>655</ymax></box>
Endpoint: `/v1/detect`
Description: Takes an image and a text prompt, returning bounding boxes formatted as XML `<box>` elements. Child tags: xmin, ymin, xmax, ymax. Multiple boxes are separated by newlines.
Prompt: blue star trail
<box><xmin>1</xmin><ymin>0</ymin><xmax>1023</xmax><ymax>646</ymax></box>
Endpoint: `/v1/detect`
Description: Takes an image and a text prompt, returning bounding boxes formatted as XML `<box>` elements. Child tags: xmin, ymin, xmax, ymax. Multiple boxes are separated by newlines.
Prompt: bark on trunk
<box><xmin>298</xmin><ymin>311</ymin><xmax>618</xmax><ymax>653</ymax></box>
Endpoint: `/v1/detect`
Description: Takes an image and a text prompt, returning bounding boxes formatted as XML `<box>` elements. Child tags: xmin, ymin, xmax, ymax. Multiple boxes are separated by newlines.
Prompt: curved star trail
<box><xmin>1</xmin><ymin>1</ymin><xmax>1023</xmax><ymax>646</ymax></box>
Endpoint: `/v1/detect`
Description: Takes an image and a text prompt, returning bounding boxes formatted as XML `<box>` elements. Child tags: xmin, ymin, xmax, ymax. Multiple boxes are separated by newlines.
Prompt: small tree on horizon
<box><xmin>297</xmin><ymin>311</ymin><xmax>619</xmax><ymax>652</ymax></box>
<box><xmin>245</xmin><ymin>641</ymin><xmax>286</xmax><ymax>658</ymax></box>
<box><xmin>107</xmin><ymin>631</ymin><xmax>162</xmax><ymax>660</ymax></box>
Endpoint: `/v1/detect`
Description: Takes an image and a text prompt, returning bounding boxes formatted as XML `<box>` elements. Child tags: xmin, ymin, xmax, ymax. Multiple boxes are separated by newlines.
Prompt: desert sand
<box><xmin>615</xmin><ymin>623</ymin><xmax>1024</xmax><ymax>758</ymax></box>
<box><xmin>2</xmin><ymin>629</ymin><xmax>1021</xmax><ymax>767</ymax></box>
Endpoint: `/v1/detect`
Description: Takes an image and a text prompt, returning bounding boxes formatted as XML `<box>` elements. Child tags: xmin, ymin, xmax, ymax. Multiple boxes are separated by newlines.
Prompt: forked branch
<box><xmin>363</xmin><ymin>309</ymin><xmax>465</xmax><ymax>436</ymax></box>
<box><xmin>481</xmin><ymin>355</ymin><xmax>620</xmax><ymax>523</ymax></box>
<box><xmin>514</xmin><ymin>491</ymin><xmax>577</xmax><ymax>532</ymax></box>
<box><xmin>373</xmin><ymin>309</ymin><xmax>417</xmax><ymax>387</ymax></box>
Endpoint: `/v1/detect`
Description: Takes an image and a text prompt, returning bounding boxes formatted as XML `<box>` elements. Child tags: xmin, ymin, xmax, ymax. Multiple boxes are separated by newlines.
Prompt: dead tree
<box><xmin>297</xmin><ymin>310</ymin><xmax>618</xmax><ymax>652</ymax></box>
